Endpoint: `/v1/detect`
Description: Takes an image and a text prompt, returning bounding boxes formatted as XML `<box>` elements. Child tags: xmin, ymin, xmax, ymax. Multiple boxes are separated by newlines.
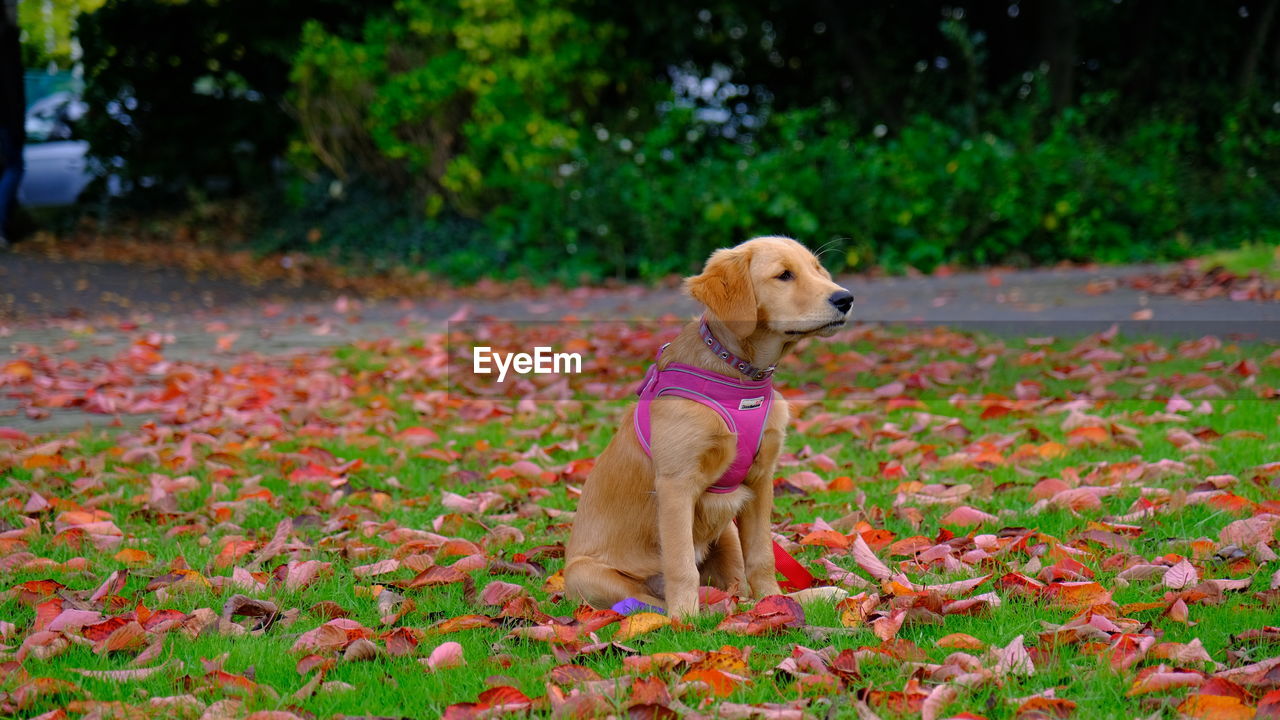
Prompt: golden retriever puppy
<box><xmin>564</xmin><ymin>236</ymin><xmax>853</xmax><ymax>617</ymax></box>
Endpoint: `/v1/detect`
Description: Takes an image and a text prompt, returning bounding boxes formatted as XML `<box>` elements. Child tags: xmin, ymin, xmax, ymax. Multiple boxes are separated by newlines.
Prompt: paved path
<box><xmin>3</xmin><ymin>253</ymin><xmax>1278</xmax><ymax>433</ymax></box>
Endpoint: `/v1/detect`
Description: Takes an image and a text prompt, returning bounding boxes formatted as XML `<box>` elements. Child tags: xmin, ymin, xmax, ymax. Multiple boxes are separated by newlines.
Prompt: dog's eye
<box><xmin>776</xmin><ymin>270</ymin><xmax>794</xmax><ymax>281</ymax></box>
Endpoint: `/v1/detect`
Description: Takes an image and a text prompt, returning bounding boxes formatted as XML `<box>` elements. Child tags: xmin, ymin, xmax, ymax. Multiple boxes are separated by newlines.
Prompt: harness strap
<box><xmin>632</xmin><ymin>339</ymin><xmax>814</xmax><ymax>592</ymax></box>
<box><xmin>773</xmin><ymin>540</ymin><xmax>816</xmax><ymax>591</ymax></box>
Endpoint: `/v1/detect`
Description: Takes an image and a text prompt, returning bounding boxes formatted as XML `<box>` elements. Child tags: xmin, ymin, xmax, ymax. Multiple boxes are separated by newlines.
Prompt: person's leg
<box><xmin>0</xmin><ymin>124</ymin><xmax>23</xmax><ymax>242</ymax></box>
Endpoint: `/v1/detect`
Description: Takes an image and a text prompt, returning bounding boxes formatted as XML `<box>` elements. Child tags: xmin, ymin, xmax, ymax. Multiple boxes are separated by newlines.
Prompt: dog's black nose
<box><xmin>828</xmin><ymin>289</ymin><xmax>854</xmax><ymax>314</ymax></box>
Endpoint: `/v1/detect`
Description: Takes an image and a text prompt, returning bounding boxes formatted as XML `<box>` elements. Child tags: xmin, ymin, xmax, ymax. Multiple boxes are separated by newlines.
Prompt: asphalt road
<box><xmin>3</xmin><ymin>252</ymin><xmax>1278</xmax><ymax>433</ymax></box>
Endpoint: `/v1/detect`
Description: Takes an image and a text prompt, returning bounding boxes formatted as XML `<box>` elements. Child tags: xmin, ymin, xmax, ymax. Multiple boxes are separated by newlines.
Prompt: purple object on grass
<box><xmin>611</xmin><ymin>598</ymin><xmax>665</xmax><ymax>616</ymax></box>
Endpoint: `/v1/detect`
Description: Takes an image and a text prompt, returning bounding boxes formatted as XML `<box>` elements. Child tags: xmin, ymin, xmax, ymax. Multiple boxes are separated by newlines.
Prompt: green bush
<box><xmin>494</xmin><ymin>92</ymin><xmax>1276</xmax><ymax>280</ymax></box>
<box><xmin>289</xmin><ymin>0</ymin><xmax>620</xmax><ymax>217</ymax></box>
<box><xmin>268</xmin><ymin>7</ymin><xmax>1278</xmax><ymax>284</ymax></box>
<box><xmin>263</xmin><ymin>93</ymin><xmax>1278</xmax><ymax>283</ymax></box>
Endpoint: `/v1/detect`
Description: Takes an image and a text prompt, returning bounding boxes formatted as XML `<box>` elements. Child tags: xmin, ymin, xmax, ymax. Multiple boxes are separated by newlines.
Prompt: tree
<box><xmin>17</xmin><ymin>0</ymin><xmax>105</xmax><ymax>69</ymax></box>
<box><xmin>76</xmin><ymin>0</ymin><xmax>380</xmax><ymax>202</ymax></box>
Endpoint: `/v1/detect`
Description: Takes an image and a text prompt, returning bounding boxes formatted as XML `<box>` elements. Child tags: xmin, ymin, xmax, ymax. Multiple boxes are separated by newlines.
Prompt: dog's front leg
<box><xmin>654</xmin><ymin>473</ymin><xmax>702</xmax><ymax>617</ymax></box>
<box><xmin>739</xmin><ymin>427</ymin><xmax>785</xmax><ymax>598</ymax></box>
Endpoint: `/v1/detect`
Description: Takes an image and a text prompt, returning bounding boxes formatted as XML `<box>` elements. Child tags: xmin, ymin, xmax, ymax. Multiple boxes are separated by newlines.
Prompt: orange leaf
<box><xmin>1016</xmin><ymin>697</ymin><xmax>1077</xmax><ymax>718</ymax></box>
<box><xmin>681</xmin><ymin>668</ymin><xmax>741</xmax><ymax>697</ymax></box>
<box><xmin>799</xmin><ymin>529</ymin><xmax>850</xmax><ymax>550</ymax></box>
<box><xmin>81</xmin><ymin>617</ymin><xmax>130</xmax><ymax>642</ymax></box>
<box><xmin>1038</xmin><ymin>441</ymin><xmax>1068</xmax><ymax>459</ymax></box>
<box><xmin>1067</xmin><ymin>426</ymin><xmax>1110</xmax><ymax>446</ymax></box>
<box><xmin>113</xmin><ymin>549</ymin><xmax>153</xmax><ymax>566</ymax></box>
<box><xmin>1177</xmin><ymin>695</ymin><xmax>1256</xmax><ymax>720</ymax></box>
<box><xmin>937</xmin><ymin>633</ymin><xmax>986</xmax><ymax>650</ymax></box>
<box><xmin>1045</xmin><ymin>581</ymin><xmax>1112</xmax><ymax>608</ymax></box>
<box><xmin>214</xmin><ymin>540</ymin><xmax>256</xmax><ymax>569</ymax></box>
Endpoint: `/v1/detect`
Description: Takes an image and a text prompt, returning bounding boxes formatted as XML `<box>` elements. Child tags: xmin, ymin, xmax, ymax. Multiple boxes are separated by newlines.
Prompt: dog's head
<box><xmin>685</xmin><ymin>236</ymin><xmax>853</xmax><ymax>341</ymax></box>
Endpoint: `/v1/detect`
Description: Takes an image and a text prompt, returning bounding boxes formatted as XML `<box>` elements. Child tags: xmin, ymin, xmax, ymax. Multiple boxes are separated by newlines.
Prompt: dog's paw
<box><xmin>665</xmin><ymin>594</ymin><xmax>699</xmax><ymax>619</ymax></box>
<box><xmin>750</xmin><ymin>577</ymin><xmax>784</xmax><ymax>599</ymax></box>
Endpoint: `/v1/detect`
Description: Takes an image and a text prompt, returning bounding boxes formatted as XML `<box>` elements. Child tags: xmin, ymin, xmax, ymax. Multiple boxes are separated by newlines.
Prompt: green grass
<box><xmin>1200</xmin><ymin>241</ymin><xmax>1280</xmax><ymax>279</ymax></box>
<box><xmin>2</xmin><ymin>322</ymin><xmax>1278</xmax><ymax>718</ymax></box>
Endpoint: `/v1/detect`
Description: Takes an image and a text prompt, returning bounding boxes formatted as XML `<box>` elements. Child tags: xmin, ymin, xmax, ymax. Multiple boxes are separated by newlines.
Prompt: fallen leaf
<box><xmin>1164</xmin><ymin>559</ymin><xmax>1200</xmax><ymax>589</ymax></box>
<box><xmin>615</xmin><ymin>612</ymin><xmax>673</xmax><ymax>641</ymax></box>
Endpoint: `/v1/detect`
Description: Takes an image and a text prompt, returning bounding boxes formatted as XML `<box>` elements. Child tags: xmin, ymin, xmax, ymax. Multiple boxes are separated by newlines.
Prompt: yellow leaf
<box><xmin>113</xmin><ymin>548</ymin><xmax>153</xmax><ymax>566</ymax></box>
<box><xmin>688</xmin><ymin>650</ymin><xmax>749</xmax><ymax>674</ymax></box>
<box><xmin>615</xmin><ymin>612</ymin><xmax>672</xmax><ymax>641</ymax></box>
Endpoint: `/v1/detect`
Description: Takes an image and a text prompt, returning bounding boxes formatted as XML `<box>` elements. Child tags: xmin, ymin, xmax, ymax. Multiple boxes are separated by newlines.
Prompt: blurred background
<box><xmin>3</xmin><ymin>0</ymin><xmax>1278</xmax><ymax>283</ymax></box>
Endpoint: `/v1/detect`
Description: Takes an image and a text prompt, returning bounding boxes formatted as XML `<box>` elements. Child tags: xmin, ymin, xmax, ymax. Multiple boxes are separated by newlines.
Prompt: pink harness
<box><xmin>633</xmin><ymin>322</ymin><xmax>775</xmax><ymax>493</ymax></box>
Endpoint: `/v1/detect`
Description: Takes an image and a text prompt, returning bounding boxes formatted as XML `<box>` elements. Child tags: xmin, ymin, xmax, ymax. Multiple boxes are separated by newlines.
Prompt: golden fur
<box><xmin>564</xmin><ymin>236</ymin><xmax>851</xmax><ymax>617</ymax></box>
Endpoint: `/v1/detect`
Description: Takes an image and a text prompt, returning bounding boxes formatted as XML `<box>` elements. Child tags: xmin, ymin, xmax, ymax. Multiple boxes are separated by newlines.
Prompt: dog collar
<box><xmin>700</xmin><ymin>317</ymin><xmax>775</xmax><ymax>380</ymax></box>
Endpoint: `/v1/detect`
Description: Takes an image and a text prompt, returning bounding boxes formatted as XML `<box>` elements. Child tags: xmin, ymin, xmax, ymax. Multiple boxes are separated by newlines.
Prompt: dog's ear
<box><xmin>685</xmin><ymin>246</ymin><xmax>757</xmax><ymax>336</ymax></box>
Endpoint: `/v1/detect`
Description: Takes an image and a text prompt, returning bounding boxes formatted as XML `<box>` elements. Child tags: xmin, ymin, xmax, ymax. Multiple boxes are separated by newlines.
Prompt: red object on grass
<box><xmin>773</xmin><ymin>541</ymin><xmax>815</xmax><ymax>591</ymax></box>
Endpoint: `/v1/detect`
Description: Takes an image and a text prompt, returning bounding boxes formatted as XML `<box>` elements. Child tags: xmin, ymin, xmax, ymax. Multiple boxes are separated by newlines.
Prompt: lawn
<box><xmin>1200</xmin><ymin>244</ymin><xmax>1280</xmax><ymax>281</ymax></box>
<box><xmin>2</xmin><ymin>319</ymin><xmax>1279</xmax><ymax>719</ymax></box>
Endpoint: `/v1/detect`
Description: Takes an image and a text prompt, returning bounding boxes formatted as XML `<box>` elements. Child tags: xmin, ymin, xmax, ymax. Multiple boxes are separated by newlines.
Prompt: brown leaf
<box><xmin>870</xmin><ymin>608</ymin><xmax>907</xmax><ymax>642</ymax></box>
<box><xmin>72</xmin><ymin>661</ymin><xmax>174</xmax><ymax>682</ymax></box>
<box><xmin>851</xmin><ymin>533</ymin><xmax>893</xmax><ymax>581</ymax></box>
<box><xmin>274</xmin><ymin>560</ymin><xmax>331</xmax><ymax>591</ymax></box>
<box><xmin>1015</xmin><ymin>697</ymin><xmax>1076</xmax><ymax>718</ymax></box>
<box><xmin>382</xmin><ymin>626</ymin><xmax>422</xmax><ymax>657</ymax></box>
<box><xmin>939</xmin><ymin>505</ymin><xmax>998</xmax><ymax>527</ymax></box>
<box><xmin>89</xmin><ymin>569</ymin><xmax>128</xmax><ymax>603</ymax></box>
<box><xmin>1220</xmin><ymin>515</ymin><xmax>1280</xmax><ymax>547</ymax></box>
<box><xmin>406</xmin><ymin>564</ymin><xmax>471</xmax><ymax>589</ymax></box>
<box><xmin>290</xmin><ymin>619</ymin><xmax>366</xmax><ymax>653</ymax></box>
<box><xmin>96</xmin><ymin>620</ymin><xmax>147</xmax><ymax>655</ymax></box>
<box><xmin>479</xmin><ymin>580</ymin><xmax>526</xmax><ymax>606</ymax></box>
<box><xmin>17</xmin><ymin>631</ymin><xmax>70</xmax><ymax>662</ymax></box>
<box><xmin>1165</xmin><ymin>598</ymin><xmax>1195</xmax><ymax>626</ymax></box>
<box><xmin>1127</xmin><ymin>670</ymin><xmax>1205</xmax><ymax>696</ymax></box>
<box><xmin>993</xmin><ymin>635</ymin><xmax>1034</xmax><ymax>676</ymax></box>
<box><xmin>429</xmin><ymin>614</ymin><xmax>497</xmax><ymax>633</ymax></box>
<box><xmin>341</xmin><ymin>637</ymin><xmax>379</xmax><ymax>662</ymax></box>
<box><xmin>295</xmin><ymin>655</ymin><xmax>334</xmax><ymax>675</ymax></box>
<box><xmin>1164</xmin><ymin>559</ymin><xmax>1200</xmax><ymax>589</ymax></box>
<box><xmin>220</xmin><ymin>594</ymin><xmax>280</xmax><ymax>631</ymax></box>
<box><xmin>937</xmin><ymin>633</ymin><xmax>986</xmax><ymax>650</ymax></box>
<box><xmin>629</xmin><ymin>676</ymin><xmax>672</xmax><ymax>707</ymax></box>
<box><xmin>1149</xmin><ymin>638</ymin><xmax>1215</xmax><ymax>666</ymax></box>
<box><xmin>246</xmin><ymin>518</ymin><xmax>293</xmax><ymax>570</ymax></box>
<box><xmin>920</xmin><ymin>684</ymin><xmax>957</xmax><ymax>720</ymax></box>
<box><xmin>547</xmin><ymin>664</ymin><xmax>601</xmax><ymax>686</ymax></box>
<box><xmin>353</xmin><ymin>558</ymin><xmax>400</xmax><ymax>579</ymax></box>
<box><xmin>716</xmin><ymin>595</ymin><xmax>806</xmax><ymax>636</ymax></box>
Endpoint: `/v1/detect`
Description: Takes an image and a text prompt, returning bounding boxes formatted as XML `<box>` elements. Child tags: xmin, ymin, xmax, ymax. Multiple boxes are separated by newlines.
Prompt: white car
<box><xmin>17</xmin><ymin>91</ymin><xmax>98</xmax><ymax>207</ymax></box>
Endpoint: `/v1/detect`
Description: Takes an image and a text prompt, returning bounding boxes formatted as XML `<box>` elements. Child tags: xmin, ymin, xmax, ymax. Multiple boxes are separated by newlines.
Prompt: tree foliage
<box><xmin>76</xmin><ymin>0</ymin><xmax>379</xmax><ymax>201</ymax></box>
<box><xmin>290</xmin><ymin>0</ymin><xmax>624</xmax><ymax>216</ymax></box>
<box><xmin>68</xmin><ymin>0</ymin><xmax>1280</xmax><ymax>277</ymax></box>
<box><xmin>16</xmin><ymin>0</ymin><xmax>104</xmax><ymax>69</ymax></box>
